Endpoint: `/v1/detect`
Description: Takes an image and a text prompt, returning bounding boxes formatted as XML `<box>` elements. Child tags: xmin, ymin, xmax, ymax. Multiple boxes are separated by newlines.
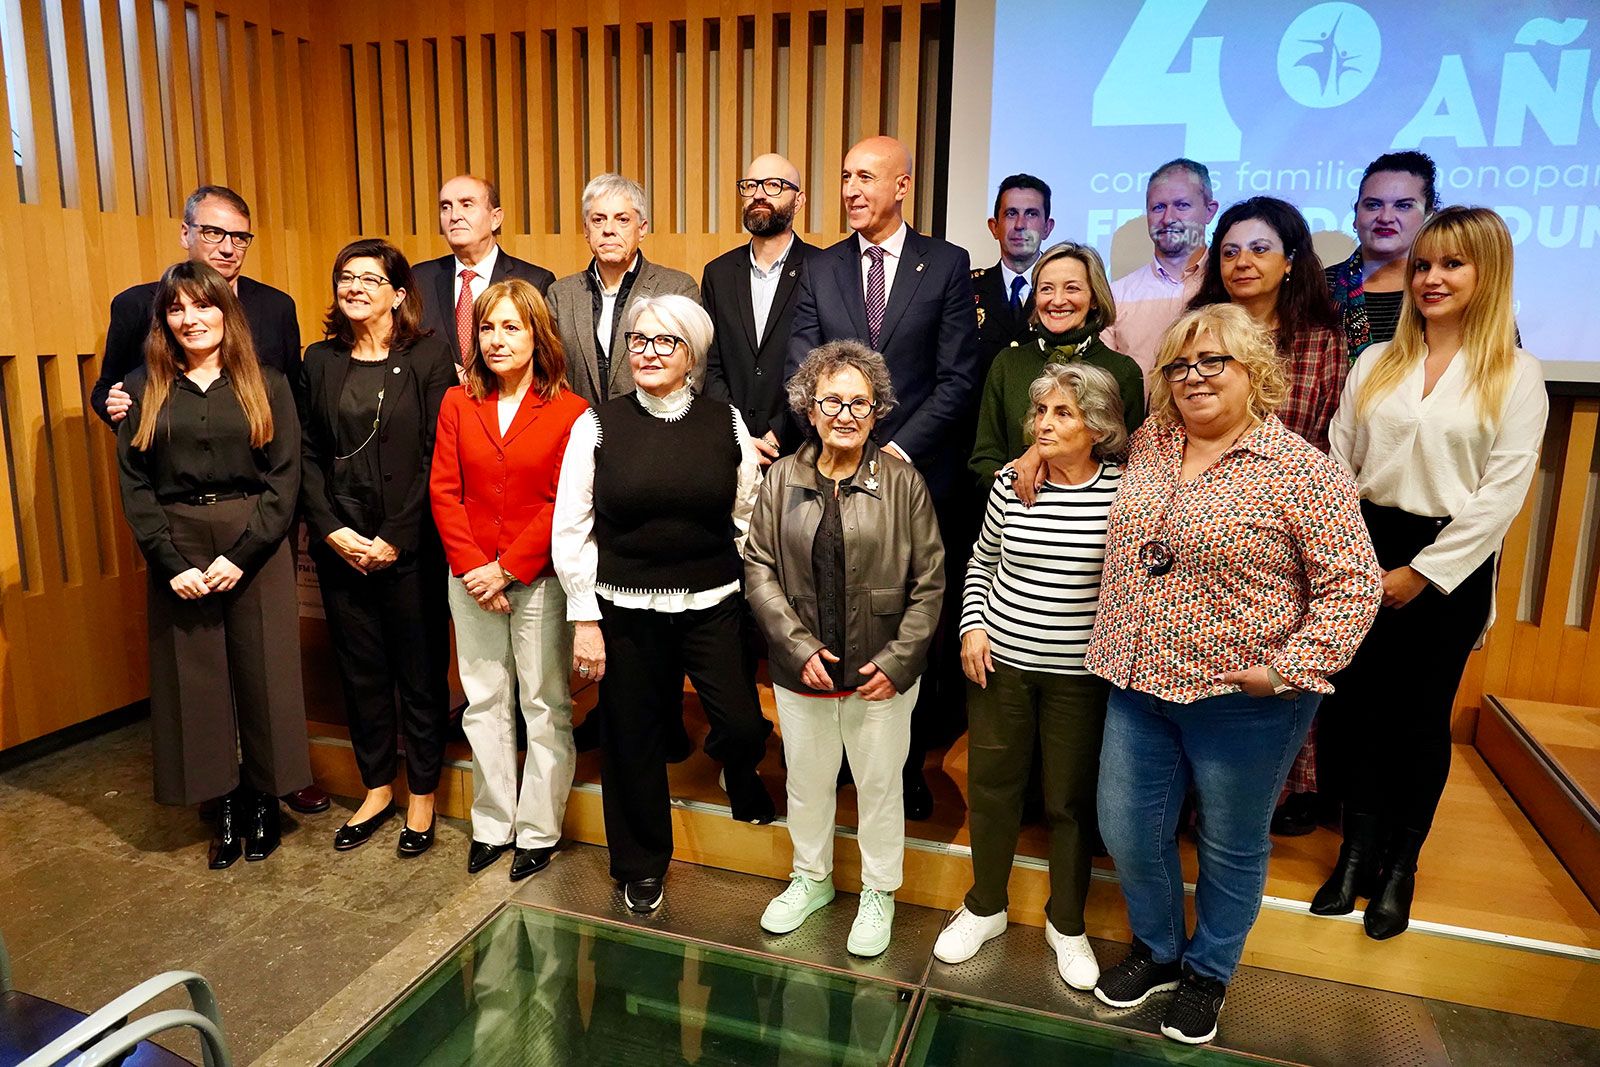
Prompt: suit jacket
<box><xmin>94</xmin><ymin>275</ymin><xmax>300</xmax><ymax>425</ymax></box>
<box><xmin>972</xmin><ymin>261</ymin><xmax>1036</xmax><ymax>359</ymax></box>
<box><xmin>414</xmin><ymin>247</ymin><xmax>557</xmax><ymax>364</ymax></box>
<box><xmin>297</xmin><ymin>334</ymin><xmax>457</xmax><ymax>553</ymax></box>
<box><xmin>786</xmin><ymin>227</ymin><xmax>982</xmax><ymax>498</ymax></box>
<box><xmin>428</xmin><ymin>383</ymin><xmax>590</xmax><ymax>583</ymax></box>
<box><xmin>701</xmin><ymin>236</ymin><xmax>813</xmax><ymax>440</ymax></box>
<box><xmin>545</xmin><ymin>255</ymin><xmax>701</xmax><ymax>406</ymax></box>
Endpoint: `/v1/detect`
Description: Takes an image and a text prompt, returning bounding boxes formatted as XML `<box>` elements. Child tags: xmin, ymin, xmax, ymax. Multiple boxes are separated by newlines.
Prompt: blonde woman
<box><xmin>1317</xmin><ymin>207</ymin><xmax>1548</xmax><ymax>939</ymax></box>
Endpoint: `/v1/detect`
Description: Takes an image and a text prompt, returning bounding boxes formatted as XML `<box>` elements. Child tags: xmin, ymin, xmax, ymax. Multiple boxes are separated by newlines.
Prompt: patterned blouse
<box><xmin>1084</xmin><ymin>415</ymin><xmax>1381</xmax><ymax>703</ymax></box>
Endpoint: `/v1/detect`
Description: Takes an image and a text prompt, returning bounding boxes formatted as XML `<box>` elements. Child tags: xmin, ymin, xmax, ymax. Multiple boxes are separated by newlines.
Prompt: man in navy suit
<box><xmin>786</xmin><ymin>135</ymin><xmax>982</xmax><ymax>820</ymax></box>
<box><xmin>413</xmin><ymin>174</ymin><xmax>556</xmax><ymax>374</ymax></box>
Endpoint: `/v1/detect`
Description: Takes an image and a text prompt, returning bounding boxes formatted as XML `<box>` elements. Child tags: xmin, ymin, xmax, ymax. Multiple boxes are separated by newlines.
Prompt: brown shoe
<box><xmin>282</xmin><ymin>785</ymin><xmax>331</xmax><ymax>814</ymax></box>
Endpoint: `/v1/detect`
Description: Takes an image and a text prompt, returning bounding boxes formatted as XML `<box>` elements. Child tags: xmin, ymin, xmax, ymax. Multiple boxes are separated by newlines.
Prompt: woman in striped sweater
<box><xmin>933</xmin><ymin>362</ymin><xmax>1127</xmax><ymax>990</ymax></box>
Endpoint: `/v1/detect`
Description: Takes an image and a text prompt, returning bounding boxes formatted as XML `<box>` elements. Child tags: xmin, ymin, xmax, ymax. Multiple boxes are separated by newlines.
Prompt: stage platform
<box><xmin>304</xmin><ymin>680</ymin><xmax>1600</xmax><ymax>1030</ymax></box>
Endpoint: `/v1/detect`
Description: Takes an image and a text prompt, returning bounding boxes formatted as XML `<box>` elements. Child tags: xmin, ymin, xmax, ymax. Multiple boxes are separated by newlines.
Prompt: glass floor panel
<box><xmin>331</xmin><ymin>905</ymin><xmax>915</xmax><ymax>1067</ymax></box>
<box><xmin>905</xmin><ymin>996</ymin><xmax>1275</xmax><ymax>1066</ymax></box>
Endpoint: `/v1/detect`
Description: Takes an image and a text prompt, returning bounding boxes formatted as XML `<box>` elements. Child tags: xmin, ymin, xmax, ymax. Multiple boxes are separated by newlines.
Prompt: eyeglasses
<box><xmin>336</xmin><ymin>272</ymin><xmax>393</xmax><ymax>293</ymax></box>
<box><xmin>813</xmin><ymin>396</ymin><xmax>878</xmax><ymax>419</ymax></box>
<box><xmin>736</xmin><ymin>177</ymin><xmax>800</xmax><ymax>198</ymax></box>
<box><xmin>190</xmin><ymin>224</ymin><xmax>254</xmax><ymax>248</ymax></box>
<box><xmin>624</xmin><ymin>332</ymin><xmax>686</xmax><ymax>356</ymax></box>
<box><xmin>1159</xmin><ymin>354</ymin><xmax>1236</xmax><ymax>383</ymax></box>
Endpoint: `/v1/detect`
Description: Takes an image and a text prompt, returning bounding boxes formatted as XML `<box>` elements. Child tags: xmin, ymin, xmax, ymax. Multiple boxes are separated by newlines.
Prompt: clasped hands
<box><xmin>801</xmin><ymin>647</ymin><xmax>897</xmax><ymax>700</ymax></box>
<box><xmin>168</xmin><ymin>556</ymin><xmax>244</xmax><ymax>599</ymax></box>
<box><xmin>327</xmin><ymin>528</ymin><xmax>399</xmax><ymax>576</ymax></box>
<box><xmin>462</xmin><ymin>560</ymin><xmax>512</xmax><ymax>614</ymax></box>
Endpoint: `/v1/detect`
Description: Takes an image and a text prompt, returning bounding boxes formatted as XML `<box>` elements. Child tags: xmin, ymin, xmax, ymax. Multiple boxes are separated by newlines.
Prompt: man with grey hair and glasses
<box><xmin>546</xmin><ymin>173</ymin><xmax>701</xmax><ymax>407</ymax></box>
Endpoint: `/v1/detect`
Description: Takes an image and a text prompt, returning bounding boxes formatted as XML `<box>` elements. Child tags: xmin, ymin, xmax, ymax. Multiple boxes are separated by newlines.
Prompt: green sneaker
<box><xmin>847</xmin><ymin>888</ymin><xmax>895</xmax><ymax>957</ymax></box>
<box><xmin>760</xmin><ymin>872</ymin><xmax>836</xmax><ymax>934</ymax></box>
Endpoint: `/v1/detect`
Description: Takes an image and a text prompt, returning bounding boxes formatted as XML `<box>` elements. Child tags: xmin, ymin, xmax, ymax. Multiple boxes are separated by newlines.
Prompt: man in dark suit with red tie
<box><xmin>701</xmin><ymin>153</ymin><xmax>813</xmax><ymax>461</ymax></box>
<box><xmin>786</xmin><ymin>135</ymin><xmax>983</xmax><ymax>819</ymax></box>
<box><xmin>413</xmin><ymin>175</ymin><xmax>556</xmax><ymax>375</ymax></box>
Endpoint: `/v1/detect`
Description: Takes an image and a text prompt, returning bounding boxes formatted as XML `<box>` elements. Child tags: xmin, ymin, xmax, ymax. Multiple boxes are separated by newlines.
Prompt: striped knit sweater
<box><xmin>960</xmin><ymin>463</ymin><xmax>1121</xmax><ymax>674</ymax></box>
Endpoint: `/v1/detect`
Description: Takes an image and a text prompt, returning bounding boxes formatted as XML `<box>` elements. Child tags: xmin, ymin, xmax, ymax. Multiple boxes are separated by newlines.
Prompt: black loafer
<box><xmin>624</xmin><ymin>877</ymin><xmax>665</xmax><ymax>914</ymax></box>
<box><xmin>510</xmin><ymin>846</ymin><xmax>554</xmax><ymax>881</ymax></box>
<box><xmin>468</xmin><ymin>839</ymin><xmax>512</xmax><ymax>874</ymax></box>
<box><xmin>396</xmin><ymin>816</ymin><xmax>436</xmax><ymax>857</ymax></box>
<box><xmin>334</xmin><ymin>804</ymin><xmax>397</xmax><ymax>851</ymax></box>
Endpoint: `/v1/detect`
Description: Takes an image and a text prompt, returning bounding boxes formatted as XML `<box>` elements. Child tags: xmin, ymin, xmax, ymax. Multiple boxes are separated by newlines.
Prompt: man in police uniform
<box><xmin>971</xmin><ymin>174</ymin><xmax>1054</xmax><ymax>360</ymax></box>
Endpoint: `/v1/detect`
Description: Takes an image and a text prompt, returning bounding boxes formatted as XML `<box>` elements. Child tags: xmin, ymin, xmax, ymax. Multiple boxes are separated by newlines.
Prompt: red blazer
<box><xmin>429</xmin><ymin>384</ymin><xmax>589</xmax><ymax>582</ymax></box>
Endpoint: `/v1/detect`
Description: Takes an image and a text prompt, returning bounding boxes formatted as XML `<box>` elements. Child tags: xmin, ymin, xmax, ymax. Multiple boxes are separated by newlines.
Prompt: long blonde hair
<box><xmin>133</xmin><ymin>261</ymin><xmax>273</xmax><ymax>451</ymax></box>
<box><xmin>1356</xmin><ymin>206</ymin><xmax>1518</xmax><ymax>425</ymax></box>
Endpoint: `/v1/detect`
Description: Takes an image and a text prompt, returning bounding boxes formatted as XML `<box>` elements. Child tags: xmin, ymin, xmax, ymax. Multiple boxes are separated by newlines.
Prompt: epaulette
<box><xmin>970</xmin><ymin>267</ymin><xmax>986</xmax><ymax>279</ymax></box>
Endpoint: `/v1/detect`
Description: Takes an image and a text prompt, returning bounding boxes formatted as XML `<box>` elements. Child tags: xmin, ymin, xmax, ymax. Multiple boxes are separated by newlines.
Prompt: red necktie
<box><xmin>455</xmin><ymin>269</ymin><xmax>478</xmax><ymax>364</ymax></box>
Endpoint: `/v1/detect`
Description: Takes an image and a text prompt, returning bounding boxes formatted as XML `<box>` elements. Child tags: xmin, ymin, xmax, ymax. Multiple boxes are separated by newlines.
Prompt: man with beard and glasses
<box><xmin>1102</xmin><ymin>159</ymin><xmax>1218</xmax><ymax>378</ymax></box>
<box><xmin>701</xmin><ymin>154</ymin><xmax>814</xmax><ymax>462</ymax></box>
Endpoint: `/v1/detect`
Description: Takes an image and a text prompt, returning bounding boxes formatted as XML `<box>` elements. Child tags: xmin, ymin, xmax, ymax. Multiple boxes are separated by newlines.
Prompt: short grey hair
<box><xmin>1149</xmin><ymin>157</ymin><xmax>1213</xmax><ymax>202</ymax></box>
<box><xmin>786</xmin><ymin>340</ymin><xmax>897</xmax><ymax>432</ymax></box>
<box><xmin>622</xmin><ymin>294</ymin><xmax>713</xmax><ymax>378</ymax></box>
<box><xmin>1023</xmin><ymin>362</ymin><xmax>1127</xmax><ymax>460</ymax></box>
<box><xmin>581</xmin><ymin>172</ymin><xmax>649</xmax><ymax>222</ymax></box>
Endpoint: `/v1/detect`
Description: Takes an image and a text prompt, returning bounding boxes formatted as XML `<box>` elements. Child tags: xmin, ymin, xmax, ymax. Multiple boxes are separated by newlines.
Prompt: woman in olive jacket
<box><xmin>743</xmin><ymin>339</ymin><xmax>945</xmax><ymax>960</ymax></box>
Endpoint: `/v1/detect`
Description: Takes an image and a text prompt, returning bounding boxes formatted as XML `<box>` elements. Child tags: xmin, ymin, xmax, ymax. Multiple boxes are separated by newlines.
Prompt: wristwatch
<box><xmin>1267</xmin><ymin>666</ymin><xmax>1294</xmax><ymax>697</ymax></box>
<box><xmin>499</xmin><ymin>564</ymin><xmax>517</xmax><ymax>587</ymax></box>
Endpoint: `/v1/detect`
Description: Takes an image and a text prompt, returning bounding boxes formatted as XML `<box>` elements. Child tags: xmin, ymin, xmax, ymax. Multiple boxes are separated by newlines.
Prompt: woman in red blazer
<box><xmin>430</xmin><ymin>278</ymin><xmax>589</xmax><ymax>881</ymax></box>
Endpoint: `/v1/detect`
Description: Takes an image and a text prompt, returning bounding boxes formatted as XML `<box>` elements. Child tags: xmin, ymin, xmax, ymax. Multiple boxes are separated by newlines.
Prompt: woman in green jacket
<box><xmin>970</xmin><ymin>242</ymin><xmax>1145</xmax><ymax>489</ymax></box>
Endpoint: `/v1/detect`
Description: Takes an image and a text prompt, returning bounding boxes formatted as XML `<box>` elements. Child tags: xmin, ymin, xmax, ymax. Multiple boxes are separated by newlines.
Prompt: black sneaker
<box><xmin>1093</xmin><ymin>939</ymin><xmax>1182</xmax><ymax>1008</ymax></box>
<box><xmin>624</xmin><ymin>877</ymin><xmax>665</xmax><ymax>914</ymax></box>
<box><xmin>1159</xmin><ymin>966</ymin><xmax>1226</xmax><ymax>1045</ymax></box>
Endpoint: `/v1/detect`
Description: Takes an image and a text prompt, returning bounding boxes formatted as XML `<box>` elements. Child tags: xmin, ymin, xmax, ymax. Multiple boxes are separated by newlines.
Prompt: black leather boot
<box><xmin>1310</xmin><ymin>811</ymin><xmax>1382</xmax><ymax>915</ymax></box>
<box><xmin>243</xmin><ymin>787</ymin><xmax>281</xmax><ymax>861</ymax></box>
<box><xmin>1364</xmin><ymin>827</ymin><xmax>1426</xmax><ymax>940</ymax></box>
<box><xmin>208</xmin><ymin>789</ymin><xmax>244</xmax><ymax>869</ymax></box>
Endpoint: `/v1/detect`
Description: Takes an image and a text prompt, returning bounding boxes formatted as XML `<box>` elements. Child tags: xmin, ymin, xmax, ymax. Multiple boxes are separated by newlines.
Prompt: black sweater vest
<box><xmin>593</xmin><ymin>393</ymin><xmax>742</xmax><ymax>594</ymax></box>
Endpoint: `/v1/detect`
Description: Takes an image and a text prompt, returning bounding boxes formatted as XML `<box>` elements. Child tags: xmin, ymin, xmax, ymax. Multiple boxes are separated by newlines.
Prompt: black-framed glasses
<box><xmin>813</xmin><ymin>396</ymin><xmax>878</xmax><ymax>419</ymax></box>
<box><xmin>624</xmin><ymin>332</ymin><xmax>686</xmax><ymax>356</ymax></box>
<box><xmin>1140</xmin><ymin>539</ymin><xmax>1175</xmax><ymax>577</ymax></box>
<box><xmin>336</xmin><ymin>272</ymin><xmax>393</xmax><ymax>293</ymax></box>
<box><xmin>190</xmin><ymin>223</ymin><xmax>254</xmax><ymax>248</ymax></box>
<box><xmin>736</xmin><ymin>177</ymin><xmax>800</xmax><ymax>198</ymax></box>
<box><xmin>1160</xmin><ymin>354</ymin><xmax>1236</xmax><ymax>383</ymax></box>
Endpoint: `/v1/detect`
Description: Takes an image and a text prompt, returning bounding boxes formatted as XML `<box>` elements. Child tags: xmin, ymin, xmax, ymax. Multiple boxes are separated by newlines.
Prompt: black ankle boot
<box><xmin>1310</xmin><ymin>811</ymin><xmax>1382</xmax><ymax>915</ymax></box>
<box><xmin>244</xmin><ymin>788</ymin><xmax>281</xmax><ymax>861</ymax></box>
<box><xmin>208</xmin><ymin>790</ymin><xmax>244</xmax><ymax>869</ymax></box>
<box><xmin>1364</xmin><ymin>827</ymin><xmax>1426</xmax><ymax>940</ymax></box>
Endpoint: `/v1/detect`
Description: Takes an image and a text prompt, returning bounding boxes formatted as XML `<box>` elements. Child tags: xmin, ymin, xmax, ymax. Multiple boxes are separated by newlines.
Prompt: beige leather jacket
<box><xmin>744</xmin><ymin>440</ymin><xmax>945</xmax><ymax>694</ymax></box>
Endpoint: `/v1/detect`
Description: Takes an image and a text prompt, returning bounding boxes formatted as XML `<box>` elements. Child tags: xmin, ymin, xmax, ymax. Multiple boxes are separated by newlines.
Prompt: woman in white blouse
<box><xmin>552</xmin><ymin>294</ymin><xmax>775</xmax><ymax>916</ymax></box>
<box><xmin>1319</xmin><ymin>206</ymin><xmax>1548</xmax><ymax>939</ymax></box>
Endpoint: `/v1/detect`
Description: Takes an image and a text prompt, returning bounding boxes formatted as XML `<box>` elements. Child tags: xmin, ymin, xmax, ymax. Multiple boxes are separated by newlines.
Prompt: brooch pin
<box><xmin>915</xmin><ymin>263</ymin><xmax>925</xmax><ymax>272</ymax></box>
<box><xmin>863</xmin><ymin>458</ymin><xmax>880</xmax><ymax>491</ymax></box>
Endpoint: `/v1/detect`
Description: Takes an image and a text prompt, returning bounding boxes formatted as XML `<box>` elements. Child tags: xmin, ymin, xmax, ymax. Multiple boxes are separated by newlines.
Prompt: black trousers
<box><xmin>598</xmin><ymin>596</ymin><xmax>769</xmax><ymax>882</ymax></box>
<box><xmin>1322</xmin><ymin>501</ymin><xmax>1494</xmax><ymax>834</ymax></box>
<box><xmin>313</xmin><ymin>544</ymin><xmax>451</xmax><ymax>794</ymax></box>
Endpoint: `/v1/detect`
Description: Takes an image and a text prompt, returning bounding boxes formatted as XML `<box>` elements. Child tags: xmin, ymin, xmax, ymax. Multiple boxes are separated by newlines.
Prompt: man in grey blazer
<box><xmin>546</xmin><ymin>173</ymin><xmax>700</xmax><ymax>407</ymax></box>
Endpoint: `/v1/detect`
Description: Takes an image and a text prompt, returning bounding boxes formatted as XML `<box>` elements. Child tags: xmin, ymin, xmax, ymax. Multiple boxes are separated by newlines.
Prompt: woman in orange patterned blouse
<box><xmin>1082</xmin><ymin>304</ymin><xmax>1381</xmax><ymax>1047</ymax></box>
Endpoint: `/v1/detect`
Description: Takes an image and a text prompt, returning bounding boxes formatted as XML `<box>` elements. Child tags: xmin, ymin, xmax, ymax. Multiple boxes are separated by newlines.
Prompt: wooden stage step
<box><xmin>305</xmin><ymin>685</ymin><xmax>1600</xmax><ymax>1029</ymax></box>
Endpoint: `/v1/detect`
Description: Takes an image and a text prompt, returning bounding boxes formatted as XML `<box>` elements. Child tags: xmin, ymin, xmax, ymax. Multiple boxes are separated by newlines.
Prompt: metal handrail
<box><xmin>18</xmin><ymin>970</ymin><xmax>226</xmax><ymax>1067</ymax></box>
<box><xmin>60</xmin><ymin>1009</ymin><xmax>231</xmax><ymax>1067</ymax></box>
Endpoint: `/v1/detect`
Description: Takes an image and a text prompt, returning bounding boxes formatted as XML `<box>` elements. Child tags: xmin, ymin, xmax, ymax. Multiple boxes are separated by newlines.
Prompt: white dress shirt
<box><xmin>856</xmin><ymin>221</ymin><xmax>909</xmax><ymax>302</ymax></box>
<box><xmin>999</xmin><ymin>259</ymin><xmax>1032</xmax><ymax>308</ymax></box>
<box><xmin>593</xmin><ymin>252</ymin><xmax>641</xmax><ymax>357</ymax></box>
<box><xmin>453</xmin><ymin>244</ymin><xmax>500</xmax><ymax>305</ymax></box>
<box><xmin>750</xmin><ymin>233</ymin><xmax>795</xmax><ymax>345</ymax></box>
<box><xmin>552</xmin><ymin>386</ymin><xmax>762</xmax><ymax>622</ymax></box>
<box><xmin>1329</xmin><ymin>342</ymin><xmax>1547</xmax><ymax>595</ymax></box>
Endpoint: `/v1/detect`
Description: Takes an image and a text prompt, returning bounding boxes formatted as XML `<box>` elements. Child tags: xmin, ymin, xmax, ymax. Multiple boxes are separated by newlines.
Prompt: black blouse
<box><xmin>116</xmin><ymin>367</ymin><xmax>301</xmax><ymax>578</ymax></box>
<box><xmin>810</xmin><ymin>472</ymin><xmax>854</xmax><ymax>692</ymax></box>
<box><xmin>329</xmin><ymin>357</ymin><xmax>389</xmax><ymax>533</ymax></box>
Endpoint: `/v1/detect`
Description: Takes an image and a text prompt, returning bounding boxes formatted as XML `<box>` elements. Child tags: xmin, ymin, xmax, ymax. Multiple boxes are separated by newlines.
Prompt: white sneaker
<box><xmin>1044</xmin><ymin>918</ymin><xmax>1101</xmax><ymax>990</ymax></box>
<box><xmin>847</xmin><ymin>888</ymin><xmax>895</xmax><ymax>957</ymax></box>
<box><xmin>760</xmin><ymin>872</ymin><xmax>836</xmax><ymax>934</ymax></box>
<box><xmin>932</xmin><ymin>907</ymin><xmax>1007</xmax><ymax>965</ymax></box>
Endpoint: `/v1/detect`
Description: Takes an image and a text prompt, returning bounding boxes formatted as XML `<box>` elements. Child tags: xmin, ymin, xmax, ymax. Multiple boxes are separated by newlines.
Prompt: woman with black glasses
<box><xmin>553</xmin><ymin>294</ymin><xmax>776</xmax><ymax>916</ymax></box>
<box><xmin>300</xmin><ymin>239</ymin><xmax>456</xmax><ymax>856</ymax></box>
<box><xmin>1081</xmin><ymin>304</ymin><xmax>1380</xmax><ymax>1046</ymax></box>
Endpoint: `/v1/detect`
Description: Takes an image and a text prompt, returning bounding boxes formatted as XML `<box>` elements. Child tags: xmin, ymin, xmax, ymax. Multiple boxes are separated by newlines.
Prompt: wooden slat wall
<box><xmin>2</xmin><ymin>0</ymin><xmax>1596</xmax><ymax>752</ymax></box>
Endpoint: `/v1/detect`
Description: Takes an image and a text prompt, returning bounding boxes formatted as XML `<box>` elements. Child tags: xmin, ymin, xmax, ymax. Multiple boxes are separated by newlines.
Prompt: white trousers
<box><xmin>448</xmin><ymin>576</ymin><xmax>574</xmax><ymax>849</ymax></box>
<box><xmin>772</xmin><ymin>680</ymin><xmax>919</xmax><ymax>893</ymax></box>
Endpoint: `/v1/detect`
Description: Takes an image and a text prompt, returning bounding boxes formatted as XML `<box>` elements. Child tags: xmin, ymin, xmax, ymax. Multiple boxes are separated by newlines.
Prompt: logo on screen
<box><xmin>1278</xmin><ymin>3</ymin><xmax>1381</xmax><ymax>107</ymax></box>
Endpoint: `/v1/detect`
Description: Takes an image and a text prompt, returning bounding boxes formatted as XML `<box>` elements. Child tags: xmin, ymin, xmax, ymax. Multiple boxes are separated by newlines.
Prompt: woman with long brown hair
<box><xmin>301</xmin><ymin>239</ymin><xmax>456</xmax><ymax>856</ymax></box>
<box><xmin>117</xmin><ymin>259</ymin><xmax>307</xmax><ymax>868</ymax></box>
<box><xmin>1318</xmin><ymin>207</ymin><xmax>1548</xmax><ymax>938</ymax></box>
<box><xmin>430</xmin><ymin>278</ymin><xmax>589</xmax><ymax>880</ymax></box>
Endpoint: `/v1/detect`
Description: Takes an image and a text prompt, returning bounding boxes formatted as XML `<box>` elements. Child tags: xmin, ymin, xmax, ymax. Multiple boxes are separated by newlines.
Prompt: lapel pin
<box><xmin>863</xmin><ymin>458</ymin><xmax>880</xmax><ymax>492</ymax></box>
<box><xmin>392</xmin><ymin>366</ymin><xmax>401</xmax><ymax>374</ymax></box>
<box><xmin>915</xmin><ymin>263</ymin><xmax>925</xmax><ymax>272</ymax></box>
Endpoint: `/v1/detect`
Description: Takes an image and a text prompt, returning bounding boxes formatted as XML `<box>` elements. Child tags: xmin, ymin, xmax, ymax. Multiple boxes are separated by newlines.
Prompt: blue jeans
<box><xmin>1097</xmin><ymin>685</ymin><xmax>1319</xmax><ymax>983</ymax></box>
